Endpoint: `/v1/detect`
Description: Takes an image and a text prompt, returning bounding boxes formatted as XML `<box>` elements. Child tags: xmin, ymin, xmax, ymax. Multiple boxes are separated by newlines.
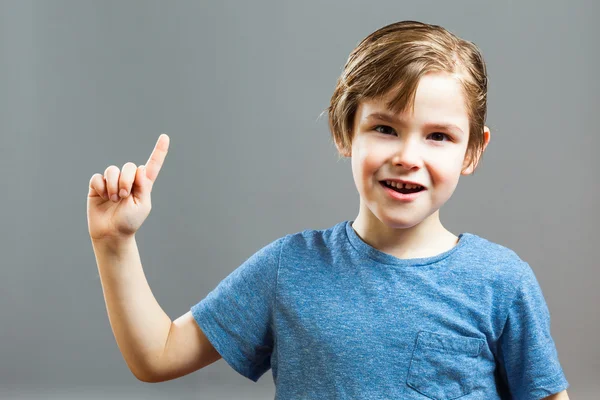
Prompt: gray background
<box><xmin>1</xmin><ymin>0</ymin><xmax>597</xmax><ymax>399</ymax></box>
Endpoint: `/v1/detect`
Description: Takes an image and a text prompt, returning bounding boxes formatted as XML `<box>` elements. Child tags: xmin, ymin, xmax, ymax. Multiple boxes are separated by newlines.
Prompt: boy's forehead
<box><xmin>356</xmin><ymin>76</ymin><xmax>469</xmax><ymax>133</ymax></box>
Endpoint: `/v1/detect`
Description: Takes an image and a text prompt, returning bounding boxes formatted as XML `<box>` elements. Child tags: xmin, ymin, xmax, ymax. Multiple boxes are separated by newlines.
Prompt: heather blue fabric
<box><xmin>190</xmin><ymin>220</ymin><xmax>569</xmax><ymax>399</ymax></box>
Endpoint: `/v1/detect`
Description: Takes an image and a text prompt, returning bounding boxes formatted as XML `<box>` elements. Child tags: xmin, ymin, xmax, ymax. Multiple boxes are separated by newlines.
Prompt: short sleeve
<box><xmin>190</xmin><ymin>235</ymin><xmax>286</xmax><ymax>382</ymax></box>
<box><xmin>496</xmin><ymin>263</ymin><xmax>569</xmax><ymax>399</ymax></box>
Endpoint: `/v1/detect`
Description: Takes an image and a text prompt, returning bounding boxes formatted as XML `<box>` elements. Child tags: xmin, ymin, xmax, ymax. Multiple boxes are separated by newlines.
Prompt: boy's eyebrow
<box><xmin>364</xmin><ymin>112</ymin><xmax>465</xmax><ymax>135</ymax></box>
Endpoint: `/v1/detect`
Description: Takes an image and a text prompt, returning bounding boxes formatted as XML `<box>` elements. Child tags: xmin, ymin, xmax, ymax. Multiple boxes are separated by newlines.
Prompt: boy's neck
<box><xmin>351</xmin><ymin>213</ymin><xmax>459</xmax><ymax>260</ymax></box>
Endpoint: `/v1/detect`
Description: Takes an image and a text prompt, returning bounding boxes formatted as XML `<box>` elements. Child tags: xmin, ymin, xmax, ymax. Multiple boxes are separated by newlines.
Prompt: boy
<box><xmin>89</xmin><ymin>20</ymin><xmax>570</xmax><ymax>399</ymax></box>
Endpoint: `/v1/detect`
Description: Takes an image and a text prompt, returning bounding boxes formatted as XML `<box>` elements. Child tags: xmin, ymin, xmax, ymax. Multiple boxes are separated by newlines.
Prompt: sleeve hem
<box><xmin>526</xmin><ymin>370</ymin><xmax>569</xmax><ymax>400</ymax></box>
<box><xmin>190</xmin><ymin>302</ymin><xmax>263</xmax><ymax>382</ymax></box>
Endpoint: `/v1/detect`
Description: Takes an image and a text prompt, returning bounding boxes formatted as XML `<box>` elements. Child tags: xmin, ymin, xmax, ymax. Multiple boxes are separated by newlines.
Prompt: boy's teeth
<box><xmin>385</xmin><ymin>180</ymin><xmax>421</xmax><ymax>189</ymax></box>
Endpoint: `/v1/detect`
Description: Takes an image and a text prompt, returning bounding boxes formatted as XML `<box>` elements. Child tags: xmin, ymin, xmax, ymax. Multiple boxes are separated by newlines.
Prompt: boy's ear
<box><xmin>462</xmin><ymin>126</ymin><xmax>491</xmax><ymax>175</ymax></box>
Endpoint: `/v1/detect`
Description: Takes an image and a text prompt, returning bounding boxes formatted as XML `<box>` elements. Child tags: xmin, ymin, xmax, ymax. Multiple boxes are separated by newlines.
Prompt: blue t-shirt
<box><xmin>190</xmin><ymin>220</ymin><xmax>569</xmax><ymax>399</ymax></box>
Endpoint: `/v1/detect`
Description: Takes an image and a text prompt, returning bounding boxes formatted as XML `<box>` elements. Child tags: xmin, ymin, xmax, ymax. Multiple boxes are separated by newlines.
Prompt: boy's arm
<box><xmin>92</xmin><ymin>236</ymin><xmax>174</xmax><ymax>381</ymax></box>
<box><xmin>92</xmin><ymin>236</ymin><xmax>221</xmax><ymax>382</ymax></box>
<box><xmin>543</xmin><ymin>390</ymin><xmax>570</xmax><ymax>399</ymax></box>
<box><xmin>151</xmin><ymin>310</ymin><xmax>222</xmax><ymax>382</ymax></box>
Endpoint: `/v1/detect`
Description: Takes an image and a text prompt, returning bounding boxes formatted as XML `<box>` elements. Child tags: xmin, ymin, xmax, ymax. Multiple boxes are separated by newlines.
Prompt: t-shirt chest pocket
<box><xmin>406</xmin><ymin>330</ymin><xmax>486</xmax><ymax>400</ymax></box>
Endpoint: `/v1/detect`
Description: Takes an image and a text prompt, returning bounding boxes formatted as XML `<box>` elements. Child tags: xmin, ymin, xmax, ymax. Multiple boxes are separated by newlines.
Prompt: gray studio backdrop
<box><xmin>1</xmin><ymin>0</ymin><xmax>598</xmax><ymax>399</ymax></box>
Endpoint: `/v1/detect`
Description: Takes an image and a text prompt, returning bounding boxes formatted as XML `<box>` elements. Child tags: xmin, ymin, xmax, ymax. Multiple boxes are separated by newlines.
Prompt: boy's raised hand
<box><xmin>87</xmin><ymin>134</ymin><xmax>170</xmax><ymax>243</ymax></box>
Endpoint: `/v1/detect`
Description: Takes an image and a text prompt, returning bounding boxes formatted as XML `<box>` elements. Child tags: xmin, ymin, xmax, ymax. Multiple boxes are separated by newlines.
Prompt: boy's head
<box><xmin>327</xmin><ymin>20</ymin><xmax>491</xmax><ymax>231</ymax></box>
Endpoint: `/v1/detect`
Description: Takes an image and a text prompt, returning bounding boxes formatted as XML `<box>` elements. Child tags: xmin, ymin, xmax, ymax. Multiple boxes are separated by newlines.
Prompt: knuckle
<box><xmin>120</xmin><ymin>163</ymin><xmax>137</xmax><ymax>189</ymax></box>
<box><xmin>104</xmin><ymin>165</ymin><xmax>119</xmax><ymax>177</ymax></box>
<box><xmin>89</xmin><ymin>174</ymin><xmax>107</xmax><ymax>197</ymax></box>
<box><xmin>90</xmin><ymin>173</ymin><xmax>101</xmax><ymax>185</ymax></box>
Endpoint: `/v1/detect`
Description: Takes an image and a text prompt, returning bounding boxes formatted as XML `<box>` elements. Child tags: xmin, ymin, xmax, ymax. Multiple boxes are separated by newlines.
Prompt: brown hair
<box><xmin>326</xmin><ymin>20</ymin><xmax>489</xmax><ymax>173</ymax></box>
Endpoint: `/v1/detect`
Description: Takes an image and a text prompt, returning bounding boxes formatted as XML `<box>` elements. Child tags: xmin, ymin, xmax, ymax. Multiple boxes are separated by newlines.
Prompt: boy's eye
<box><xmin>372</xmin><ymin>125</ymin><xmax>452</xmax><ymax>142</ymax></box>
<box><xmin>373</xmin><ymin>125</ymin><xmax>396</xmax><ymax>135</ymax></box>
<box><xmin>429</xmin><ymin>132</ymin><xmax>452</xmax><ymax>142</ymax></box>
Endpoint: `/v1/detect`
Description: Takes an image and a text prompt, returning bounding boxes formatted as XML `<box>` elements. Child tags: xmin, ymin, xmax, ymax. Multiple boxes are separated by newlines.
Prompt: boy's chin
<box><xmin>375</xmin><ymin>209</ymin><xmax>440</xmax><ymax>229</ymax></box>
<box><xmin>374</xmin><ymin>215</ymin><xmax>428</xmax><ymax>230</ymax></box>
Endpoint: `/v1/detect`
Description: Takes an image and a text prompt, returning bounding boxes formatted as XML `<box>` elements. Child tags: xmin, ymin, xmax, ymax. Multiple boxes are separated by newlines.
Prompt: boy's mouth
<box><xmin>380</xmin><ymin>181</ymin><xmax>425</xmax><ymax>194</ymax></box>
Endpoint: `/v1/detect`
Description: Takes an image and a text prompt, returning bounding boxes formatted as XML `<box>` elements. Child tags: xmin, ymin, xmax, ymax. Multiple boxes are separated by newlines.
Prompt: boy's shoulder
<box><xmin>280</xmin><ymin>220</ymin><xmax>347</xmax><ymax>248</ymax></box>
<box><xmin>461</xmin><ymin>231</ymin><xmax>534</xmax><ymax>281</ymax></box>
<box><xmin>465</xmin><ymin>232</ymin><xmax>524</xmax><ymax>262</ymax></box>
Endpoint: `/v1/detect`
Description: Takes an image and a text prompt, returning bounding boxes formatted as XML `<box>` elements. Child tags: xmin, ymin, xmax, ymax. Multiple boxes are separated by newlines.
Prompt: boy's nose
<box><xmin>392</xmin><ymin>142</ymin><xmax>422</xmax><ymax>170</ymax></box>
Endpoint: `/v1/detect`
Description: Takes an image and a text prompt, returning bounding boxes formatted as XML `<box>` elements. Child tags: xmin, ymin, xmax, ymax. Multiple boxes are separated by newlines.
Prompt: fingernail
<box><xmin>119</xmin><ymin>189</ymin><xmax>128</xmax><ymax>198</ymax></box>
<box><xmin>111</xmin><ymin>194</ymin><xmax>119</xmax><ymax>202</ymax></box>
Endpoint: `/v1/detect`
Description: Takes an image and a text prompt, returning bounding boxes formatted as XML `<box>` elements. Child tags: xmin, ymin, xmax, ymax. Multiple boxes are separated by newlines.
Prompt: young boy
<box><xmin>89</xmin><ymin>20</ymin><xmax>570</xmax><ymax>399</ymax></box>
<box><xmin>187</xmin><ymin>21</ymin><xmax>570</xmax><ymax>399</ymax></box>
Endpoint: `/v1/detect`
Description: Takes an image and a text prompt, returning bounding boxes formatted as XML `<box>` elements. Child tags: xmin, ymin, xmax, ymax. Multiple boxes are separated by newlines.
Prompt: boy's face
<box><xmin>349</xmin><ymin>72</ymin><xmax>489</xmax><ymax>231</ymax></box>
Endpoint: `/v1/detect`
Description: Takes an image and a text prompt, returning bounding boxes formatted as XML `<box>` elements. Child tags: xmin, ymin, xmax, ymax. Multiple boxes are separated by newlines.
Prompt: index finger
<box><xmin>144</xmin><ymin>133</ymin><xmax>170</xmax><ymax>184</ymax></box>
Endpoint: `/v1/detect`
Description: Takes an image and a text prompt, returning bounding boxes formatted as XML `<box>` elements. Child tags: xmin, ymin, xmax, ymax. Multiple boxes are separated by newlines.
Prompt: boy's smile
<box><xmin>349</xmin><ymin>72</ymin><xmax>490</xmax><ymax>258</ymax></box>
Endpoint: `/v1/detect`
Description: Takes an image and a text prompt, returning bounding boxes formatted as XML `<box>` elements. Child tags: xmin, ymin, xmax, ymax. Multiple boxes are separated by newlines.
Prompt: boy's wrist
<box><xmin>91</xmin><ymin>234</ymin><xmax>137</xmax><ymax>253</ymax></box>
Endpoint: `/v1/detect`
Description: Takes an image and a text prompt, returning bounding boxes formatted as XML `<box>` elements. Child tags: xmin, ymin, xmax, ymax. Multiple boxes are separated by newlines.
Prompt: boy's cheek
<box><xmin>359</xmin><ymin>148</ymin><xmax>391</xmax><ymax>173</ymax></box>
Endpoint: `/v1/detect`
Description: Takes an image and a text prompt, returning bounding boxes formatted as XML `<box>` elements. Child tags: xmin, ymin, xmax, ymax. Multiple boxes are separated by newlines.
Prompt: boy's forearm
<box><xmin>92</xmin><ymin>236</ymin><xmax>172</xmax><ymax>381</ymax></box>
